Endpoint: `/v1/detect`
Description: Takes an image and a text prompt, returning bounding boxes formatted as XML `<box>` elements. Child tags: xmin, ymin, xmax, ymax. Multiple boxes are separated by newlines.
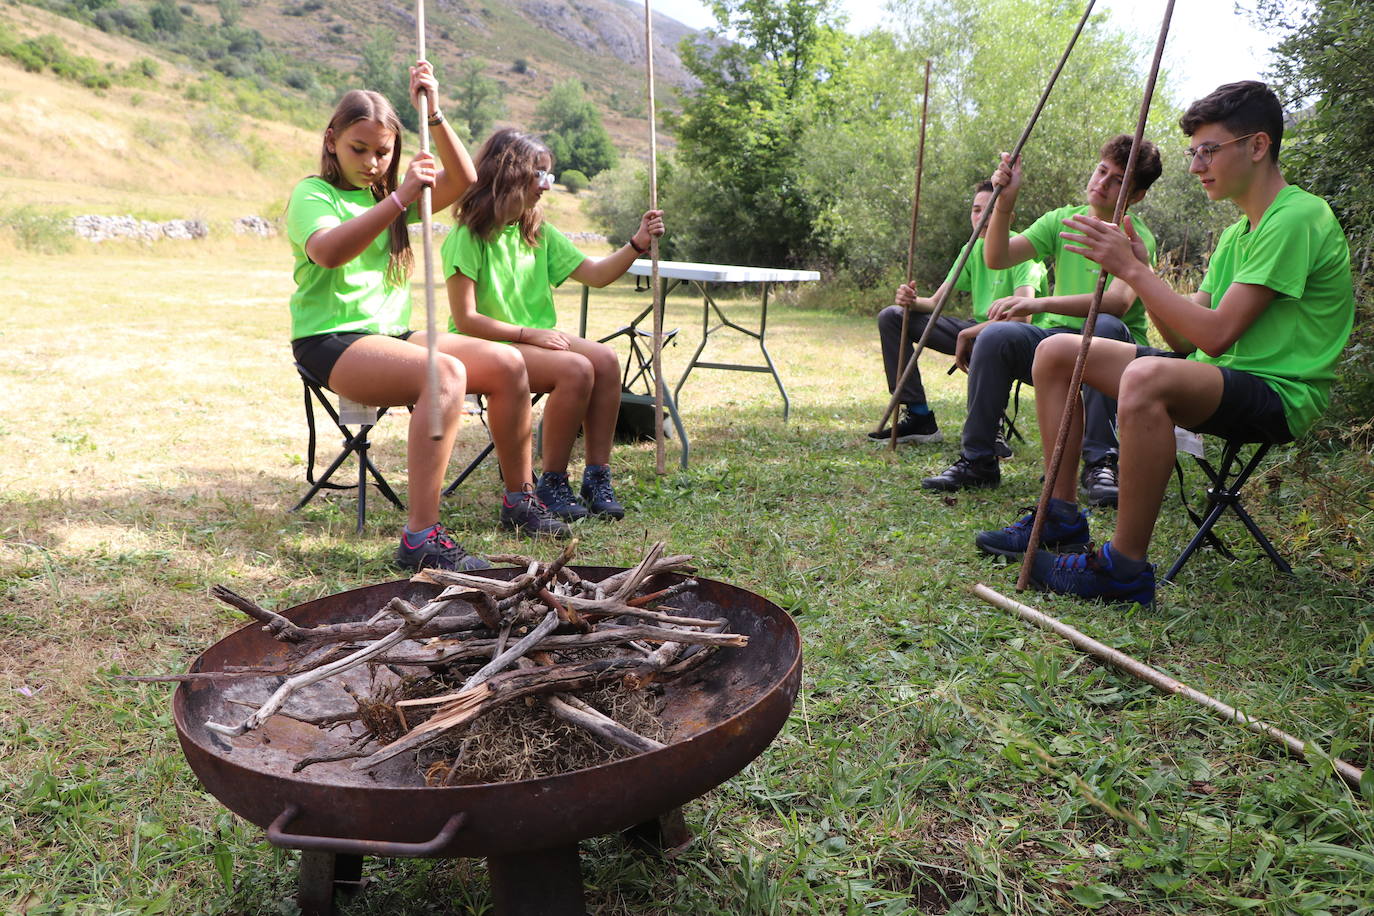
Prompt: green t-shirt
<box><xmin>286</xmin><ymin>176</ymin><xmax>418</xmax><ymax>340</ymax></box>
<box><xmin>1017</xmin><ymin>204</ymin><xmax>1157</xmax><ymax>344</ymax></box>
<box><xmin>442</xmin><ymin>222</ymin><xmax>586</xmax><ymax>331</ymax></box>
<box><xmin>946</xmin><ymin>237</ymin><xmax>1047</xmax><ymax>321</ymax></box>
<box><xmin>1193</xmin><ymin>185</ymin><xmax>1354</xmax><ymax>436</ymax></box>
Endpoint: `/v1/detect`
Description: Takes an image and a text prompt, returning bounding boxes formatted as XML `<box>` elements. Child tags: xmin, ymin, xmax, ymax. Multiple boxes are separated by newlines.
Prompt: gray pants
<box><xmin>961</xmin><ymin>318</ymin><xmax>1133</xmax><ymax>464</ymax></box>
<box><xmin>876</xmin><ymin>305</ymin><xmax>976</xmax><ymax>407</ymax></box>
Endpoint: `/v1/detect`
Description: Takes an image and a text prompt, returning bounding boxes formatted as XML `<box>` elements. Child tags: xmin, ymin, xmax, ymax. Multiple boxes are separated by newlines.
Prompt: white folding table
<box><xmin>627</xmin><ymin>260</ymin><xmax>819</xmax><ymax>421</ymax></box>
<box><xmin>579</xmin><ymin>259</ymin><xmax>819</xmax><ymax>466</ymax></box>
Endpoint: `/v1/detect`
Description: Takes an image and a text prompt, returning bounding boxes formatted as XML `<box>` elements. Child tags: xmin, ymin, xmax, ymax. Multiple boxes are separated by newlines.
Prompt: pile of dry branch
<box><xmin>192</xmin><ymin>541</ymin><xmax>746</xmax><ymax>783</ymax></box>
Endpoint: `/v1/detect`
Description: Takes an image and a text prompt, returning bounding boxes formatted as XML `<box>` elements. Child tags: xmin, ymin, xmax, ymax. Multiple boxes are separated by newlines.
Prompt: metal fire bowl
<box><xmin>174</xmin><ymin>567</ymin><xmax>801</xmax><ymax>859</ymax></box>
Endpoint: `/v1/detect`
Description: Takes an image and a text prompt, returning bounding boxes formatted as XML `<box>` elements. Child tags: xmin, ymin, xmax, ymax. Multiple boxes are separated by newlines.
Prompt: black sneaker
<box><xmin>534</xmin><ymin>470</ymin><xmax>589</xmax><ymax>521</ymax></box>
<box><xmin>868</xmin><ymin>407</ymin><xmax>942</xmax><ymax>444</ymax></box>
<box><xmin>974</xmin><ymin>506</ymin><xmax>1091</xmax><ymax>558</ymax></box>
<box><xmin>994</xmin><ymin>432</ymin><xmax>1013</xmax><ymax>460</ymax></box>
<box><xmin>500</xmin><ymin>490</ymin><xmax>572</xmax><ymax>538</ymax></box>
<box><xmin>396</xmin><ymin>524</ymin><xmax>491</xmax><ymax>572</ymax></box>
<box><xmin>1081</xmin><ymin>454</ymin><xmax>1119</xmax><ymax>507</ymax></box>
<box><xmin>581</xmin><ymin>464</ymin><xmax>625</xmax><ymax>519</ymax></box>
<box><xmin>920</xmin><ymin>455</ymin><xmax>1000</xmax><ymax>491</ymax></box>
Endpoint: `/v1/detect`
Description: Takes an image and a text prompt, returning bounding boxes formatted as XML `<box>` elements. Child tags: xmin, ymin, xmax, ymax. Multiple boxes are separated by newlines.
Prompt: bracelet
<box><xmin>629</xmin><ymin>236</ymin><xmax>648</xmax><ymax>255</ymax></box>
<box><xmin>427</xmin><ymin>109</ymin><xmax>444</xmax><ymax>126</ymax></box>
<box><xmin>388</xmin><ymin>191</ymin><xmax>407</xmax><ymax>213</ymax></box>
<box><xmin>517</xmin><ymin>327</ymin><xmax>525</xmax><ymax>342</ymax></box>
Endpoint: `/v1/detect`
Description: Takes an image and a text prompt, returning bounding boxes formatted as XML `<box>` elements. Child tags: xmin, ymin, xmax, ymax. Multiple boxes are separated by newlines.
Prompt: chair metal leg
<box><xmin>1166</xmin><ymin>439</ymin><xmax>1290</xmax><ymax>582</ymax></box>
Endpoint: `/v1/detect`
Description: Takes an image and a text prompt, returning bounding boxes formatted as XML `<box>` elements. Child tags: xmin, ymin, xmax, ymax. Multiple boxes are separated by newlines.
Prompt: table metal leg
<box><xmin>673</xmin><ymin>281</ymin><xmax>789</xmax><ymax>420</ymax></box>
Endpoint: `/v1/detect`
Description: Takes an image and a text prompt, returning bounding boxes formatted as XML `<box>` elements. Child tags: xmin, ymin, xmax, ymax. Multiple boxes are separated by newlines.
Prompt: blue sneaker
<box><xmin>1029</xmin><ymin>541</ymin><xmax>1155</xmax><ymax>607</ymax></box>
<box><xmin>581</xmin><ymin>464</ymin><xmax>625</xmax><ymax>520</ymax></box>
<box><xmin>534</xmin><ymin>471</ymin><xmax>589</xmax><ymax>521</ymax></box>
<box><xmin>975</xmin><ymin>506</ymin><xmax>1090</xmax><ymax>558</ymax></box>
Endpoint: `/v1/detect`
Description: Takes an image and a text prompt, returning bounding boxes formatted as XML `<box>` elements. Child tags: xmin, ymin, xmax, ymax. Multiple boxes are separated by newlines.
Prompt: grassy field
<box><xmin>3</xmin><ymin>237</ymin><xmax>1374</xmax><ymax>915</ymax></box>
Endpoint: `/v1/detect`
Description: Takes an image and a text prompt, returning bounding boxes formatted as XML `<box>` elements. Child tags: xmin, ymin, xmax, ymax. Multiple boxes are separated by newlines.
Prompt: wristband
<box><xmin>389</xmin><ymin>191</ymin><xmax>407</xmax><ymax>213</ymax></box>
<box><xmin>629</xmin><ymin>236</ymin><xmax>648</xmax><ymax>255</ymax></box>
<box><xmin>427</xmin><ymin>109</ymin><xmax>444</xmax><ymax>126</ymax></box>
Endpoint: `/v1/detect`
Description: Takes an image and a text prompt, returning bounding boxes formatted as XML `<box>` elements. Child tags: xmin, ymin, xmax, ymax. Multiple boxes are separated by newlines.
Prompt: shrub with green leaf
<box><xmin>560</xmin><ymin>169</ymin><xmax>589</xmax><ymax>193</ymax></box>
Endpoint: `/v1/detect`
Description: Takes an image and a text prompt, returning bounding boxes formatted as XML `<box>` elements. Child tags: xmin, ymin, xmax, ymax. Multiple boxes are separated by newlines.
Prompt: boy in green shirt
<box><xmin>921</xmin><ymin>135</ymin><xmax>1162</xmax><ymax>505</ymax></box>
<box><xmin>871</xmin><ymin>179</ymin><xmax>1046</xmax><ymax>445</ymax></box>
<box><xmin>976</xmin><ymin>81</ymin><xmax>1355</xmax><ymax>608</ymax></box>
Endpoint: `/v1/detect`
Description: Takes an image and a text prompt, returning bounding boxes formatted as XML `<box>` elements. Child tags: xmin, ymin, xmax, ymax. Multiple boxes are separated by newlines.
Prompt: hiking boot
<box><xmin>920</xmin><ymin>455</ymin><xmax>1000</xmax><ymax>491</ymax></box>
<box><xmin>1081</xmin><ymin>454</ymin><xmax>1119</xmax><ymax>507</ymax></box>
<box><xmin>534</xmin><ymin>470</ymin><xmax>589</xmax><ymax>521</ymax></box>
<box><xmin>1029</xmin><ymin>541</ymin><xmax>1155</xmax><ymax>607</ymax></box>
<box><xmin>395</xmin><ymin>524</ymin><xmax>491</xmax><ymax>572</ymax></box>
<box><xmin>975</xmin><ymin>506</ymin><xmax>1091</xmax><ymax>558</ymax></box>
<box><xmin>500</xmin><ymin>489</ymin><xmax>573</xmax><ymax>538</ymax></box>
<box><xmin>581</xmin><ymin>464</ymin><xmax>625</xmax><ymax>519</ymax></box>
<box><xmin>868</xmin><ymin>407</ymin><xmax>942</xmax><ymax>444</ymax></box>
<box><xmin>994</xmin><ymin>432</ymin><xmax>1013</xmax><ymax>460</ymax></box>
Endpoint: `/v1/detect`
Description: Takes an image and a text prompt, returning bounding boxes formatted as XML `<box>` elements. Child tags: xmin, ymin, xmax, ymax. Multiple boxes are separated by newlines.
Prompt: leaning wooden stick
<box><xmin>416</xmin><ymin>0</ymin><xmax>441</xmax><ymax>440</ymax></box>
<box><xmin>1016</xmin><ymin>0</ymin><xmax>1174</xmax><ymax>590</ymax></box>
<box><xmin>973</xmin><ymin>583</ymin><xmax>1365</xmax><ymax>790</ymax></box>
<box><xmin>875</xmin><ymin>0</ymin><xmax>1097</xmax><ymax>436</ymax></box>
<box><xmin>889</xmin><ymin>58</ymin><xmax>933</xmax><ymax>453</ymax></box>
<box><xmin>644</xmin><ymin>0</ymin><xmax>666</xmax><ymax>474</ymax></box>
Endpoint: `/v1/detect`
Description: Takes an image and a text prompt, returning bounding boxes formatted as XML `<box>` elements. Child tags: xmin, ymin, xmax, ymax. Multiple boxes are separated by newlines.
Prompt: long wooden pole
<box><xmin>1016</xmin><ymin>0</ymin><xmax>1175</xmax><ymax>590</ymax></box>
<box><xmin>415</xmin><ymin>0</ymin><xmax>441</xmax><ymax>440</ymax></box>
<box><xmin>644</xmin><ymin>0</ymin><xmax>665</xmax><ymax>475</ymax></box>
<box><xmin>889</xmin><ymin>58</ymin><xmax>933</xmax><ymax>452</ymax></box>
<box><xmin>974</xmin><ymin>584</ymin><xmax>1365</xmax><ymax>790</ymax></box>
<box><xmin>874</xmin><ymin>0</ymin><xmax>1097</xmax><ymax>437</ymax></box>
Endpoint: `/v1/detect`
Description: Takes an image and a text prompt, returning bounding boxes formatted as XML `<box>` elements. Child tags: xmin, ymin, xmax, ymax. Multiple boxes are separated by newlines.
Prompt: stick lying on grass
<box><xmin>973</xmin><ymin>583</ymin><xmax>1366</xmax><ymax>791</ymax></box>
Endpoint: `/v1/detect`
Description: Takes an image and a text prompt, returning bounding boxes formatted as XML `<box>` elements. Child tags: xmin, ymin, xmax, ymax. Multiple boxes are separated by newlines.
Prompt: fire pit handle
<box><xmin>267</xmin><ymin>804</ymin><xmax>466</xmax><ymax>857</ymax></box>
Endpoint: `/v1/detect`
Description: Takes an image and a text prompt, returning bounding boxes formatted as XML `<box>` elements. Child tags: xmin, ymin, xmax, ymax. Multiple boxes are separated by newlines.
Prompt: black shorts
<box><xmin>292</xmin><ymin>330</ymin><xmax>415</xmax><ymax>387</ymax></box>
<box><xmin>1135</xmin><ymin>347</ymin><xmax>1293</xmax><ymax>444</ymax></box>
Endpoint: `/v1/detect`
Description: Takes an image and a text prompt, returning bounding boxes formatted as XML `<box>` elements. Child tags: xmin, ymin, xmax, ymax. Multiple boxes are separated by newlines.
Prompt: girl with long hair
<box><xmin>443</xmin><ymin>128</ymin><xmax>664</xmax><ymax>520</ymax></box>
<box><xmin>287</xmin><ymin>66</ymin><xmax>566</xmax><ymax>573</ymax></box>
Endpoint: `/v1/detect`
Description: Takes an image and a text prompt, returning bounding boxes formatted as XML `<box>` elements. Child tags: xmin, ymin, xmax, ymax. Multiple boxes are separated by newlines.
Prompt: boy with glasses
<box><xmin>870</xmin><ymin>180</ymin><xmax>1047</xmax><ymax>446</ymax></box>
<box><xmin>976</xmin><ymin>81</ymin><xmax>1355</xmax><ymax>607</ymax></box>
<box><xmin>921</xmin><ymin>135</ymin><xmax>1162</xmax><ymax>504</ymax></box>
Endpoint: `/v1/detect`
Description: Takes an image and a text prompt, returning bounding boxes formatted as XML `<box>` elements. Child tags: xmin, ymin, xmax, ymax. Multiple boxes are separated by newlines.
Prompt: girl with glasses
<box><xmin>443</xmin><ymin>129</ymin><xmax>665</xmax><ymax>522</ymax></box>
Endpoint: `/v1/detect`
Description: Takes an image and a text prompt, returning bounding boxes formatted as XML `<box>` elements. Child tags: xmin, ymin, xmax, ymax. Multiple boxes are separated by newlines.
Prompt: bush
<box><xmin>2</xmin><ymin>207</ymin><xmax>74</xmax><ymax>254</ymax></box>
<box><xmin>560</xmin><ymin>169</ymin><xmax>589</xmax><ymax>193</ymax></box>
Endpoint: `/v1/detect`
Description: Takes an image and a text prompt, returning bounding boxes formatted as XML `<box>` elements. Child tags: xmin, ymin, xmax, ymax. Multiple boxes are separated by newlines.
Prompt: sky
<box><xmin>651</xmin><ymin>0</ymin><xmax>1282</xmax><ymax>105</ymax></box>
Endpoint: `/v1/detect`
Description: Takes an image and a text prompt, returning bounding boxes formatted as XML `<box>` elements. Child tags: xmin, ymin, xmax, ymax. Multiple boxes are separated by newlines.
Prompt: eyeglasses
<box><xmin>534</xmin><ymin>169</ymin><xmax>554</xmax><ymax>188</ymax></box>
<box><xmin>1183</xmin><ymin>132</ymin><xmax>1259</xmax><ymax>167</ymax></box>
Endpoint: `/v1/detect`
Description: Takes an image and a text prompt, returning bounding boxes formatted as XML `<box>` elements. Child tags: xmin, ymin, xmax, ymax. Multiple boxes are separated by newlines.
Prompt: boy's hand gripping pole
<box><xmin>1016</xmin><ymin>0</ymin><xmax>1175</xmax><ymax>591</ymax></box>
<box><xmin>873</xmin><ymin>0</ymin><xmax>1097</xmax><ymax>438</ymax></box>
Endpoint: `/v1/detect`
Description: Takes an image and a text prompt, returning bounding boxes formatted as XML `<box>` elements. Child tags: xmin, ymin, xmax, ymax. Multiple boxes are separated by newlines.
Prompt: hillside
<box><xmin>0</xmin><ymin>0</ymin><xmax>705</xmax><ymax>229</ymax></box>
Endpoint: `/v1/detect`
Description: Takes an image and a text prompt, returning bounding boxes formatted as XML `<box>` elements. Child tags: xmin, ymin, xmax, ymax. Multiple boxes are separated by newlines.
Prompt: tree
<box><xmin>797</xmin><ymin>0</ymin><xmax>1194</xmax><ymax>289</ymax></box>
<box><xmin>1252</xmin><ymin>0</ymin><xmax>1374</xmax><ymax>429</ymax></box>
<box><xmin>451</xmin><ymin>59</ymin><xmax>504</xmax><ymax>143</ymax></box>
<box><xmin>533</xmin><ymin>80</ymin><xmax>617</xmax><ymax>179</ymax></box>
<box><xmin>668</xmin><ymin>0</ymin><xmax>848</xmax><ymax>267</ymax></box>
<box><xmin>360</xmin><ymin>29</ymin><xmax>417</xmax><ymax>132</ymax></box>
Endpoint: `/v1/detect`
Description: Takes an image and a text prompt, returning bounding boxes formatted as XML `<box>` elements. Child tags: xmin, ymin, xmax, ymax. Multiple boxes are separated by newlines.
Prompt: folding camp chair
<box><xmin>292</xmin><ymin>362</ymin><xmax>404</xmax><ymax>534</ymax></box>
<box><xmin>441</xmin><ymin>393</ymin><xmax>544</xmax><ymax>497</ymax></box>
<box><xmin>1162</xmin><ymin>434</ymin><xmax>1294</xmax><ymax>583</ymax></box>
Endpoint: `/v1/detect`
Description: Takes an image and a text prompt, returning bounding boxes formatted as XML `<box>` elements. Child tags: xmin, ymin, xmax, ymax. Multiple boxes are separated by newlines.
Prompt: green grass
<box><xmin>3</xmin><ymin>239</ymin><xmax>1374</xmax><ymax>914</ymax></box>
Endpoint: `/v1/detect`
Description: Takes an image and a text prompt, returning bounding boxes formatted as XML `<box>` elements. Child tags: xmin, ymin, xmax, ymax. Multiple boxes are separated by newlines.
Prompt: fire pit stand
<box><xmin>278</xmin><ymin>807</ymin><xmax>688</xmax><ymax>915</ymax></box>
<box><xmin>174</xmin><ymin>568</ymin><xmax>801</xmax><ymax>916</ymax></box>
